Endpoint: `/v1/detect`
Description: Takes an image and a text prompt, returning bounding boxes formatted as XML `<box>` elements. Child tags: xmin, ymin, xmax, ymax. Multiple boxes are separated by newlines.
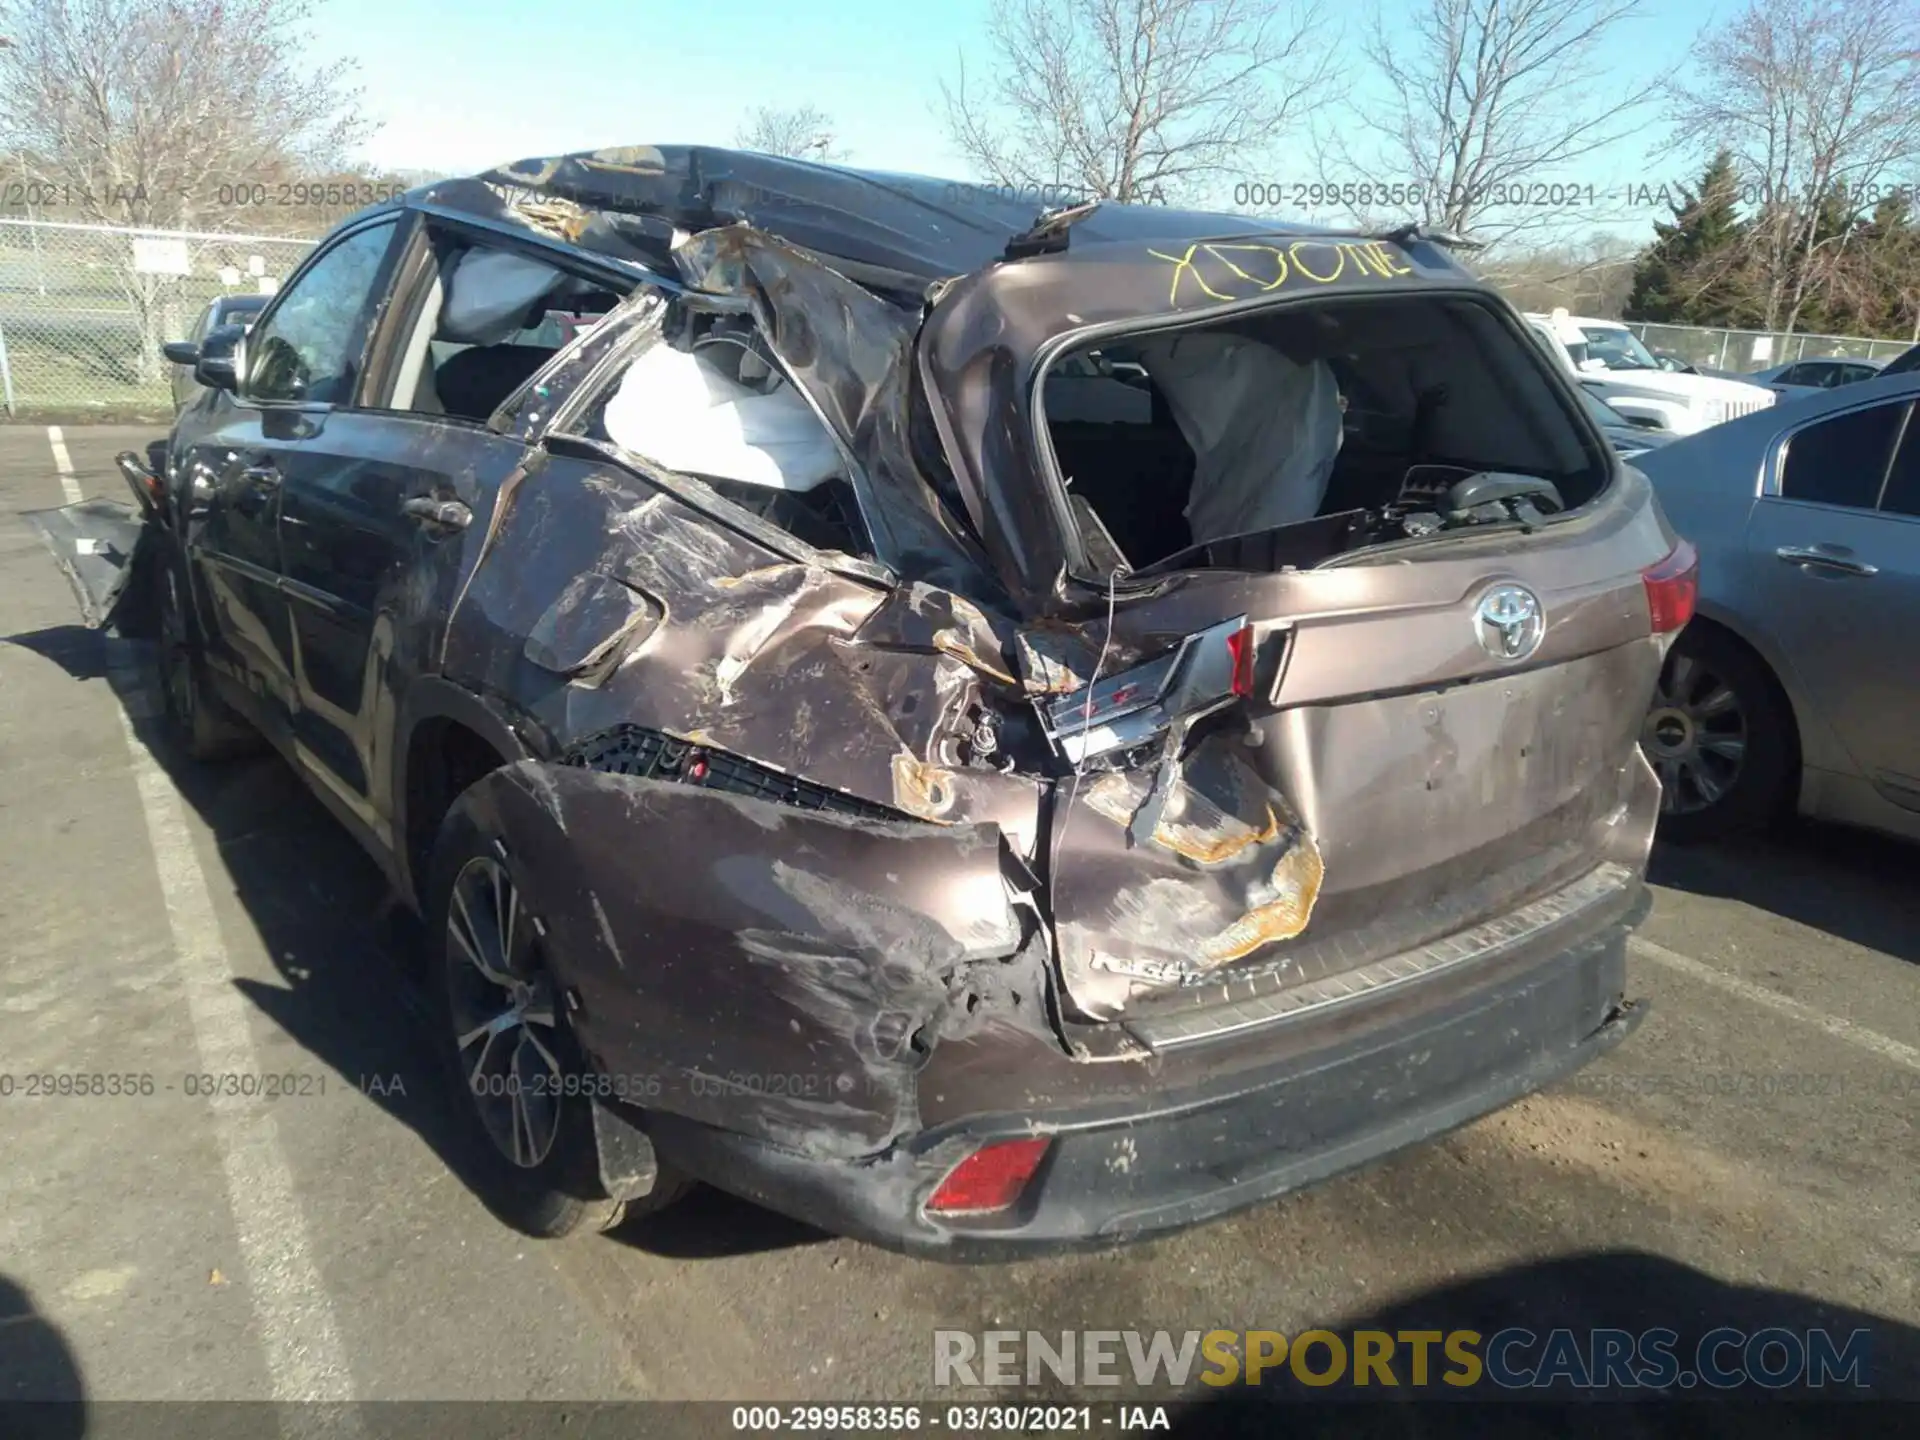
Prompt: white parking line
<box><xmin>103</xmin><ymin>657</ymin><xmax>364</xmax><ymax>1415</ymax></box>
<box><xmin>40</xmin><ymin>427</ymin><xmax>357</xmax><ymax>1413</ymax></box>
<box><xmin>46</xmin><ymin>425</ymin><xmax>83</xmax><ymax>505</ymax></box>
<box><xmin>1630</xmin><ymin>935</ymin><xmax>1920</xmax><ymax>1072</ymax></box>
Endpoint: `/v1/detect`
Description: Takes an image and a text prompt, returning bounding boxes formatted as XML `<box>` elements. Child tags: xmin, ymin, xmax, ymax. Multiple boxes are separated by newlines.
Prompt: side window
<box><xmin>584</xmin><ymin>320</ymin><xmax>871</xmax><ymax>558</ymax></box>
<box><xmin>1778</xmin><ymin>402</ymin><xmax>1907</xmax><ymax>510</ymax></box>
<box><xmin>1775</xmin><ymin>364</ymin><xmax>1811</xmax><ymax>386</ymax></box>
<box><xmin>247</xmin><ymin>221</ymin><xmax>401</xmax><ymax>406</ymax></box>
<box><xmin>381</xmin><ymin>234</ymin><xmax>623</xmax><ymax>422</ymax></box>
<box><xmin>1881</xmin><ymin>410</ymin><xmax>1920</xmax><ymax>518</ymax></box>
<box><xmin>1842</xmin><ymin>364</ymin><xmax>1877</xmax><ymax>385</ymax></box>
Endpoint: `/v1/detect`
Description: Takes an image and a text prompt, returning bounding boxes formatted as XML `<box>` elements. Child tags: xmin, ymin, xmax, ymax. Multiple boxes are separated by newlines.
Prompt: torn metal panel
<box><xmin>1048</xmin><ymin>733</ymin><xmax>1326</xmax><ymax>1020</ymax></box>
<box><xmin>440</xmin><ymin>441</ymin><xmax>1046</xmax><ymax>853</ymax></box>
<box><xmin>668</xmin><ymin>224</ymin><xmax>1002</xmax><ymax>600</ymax></box>
<box><xmin>21</xmin><ymin>498</ymin><xmax>155</xmax><ymax>632</ymax></box>
<box><xmin>521</xmin><ymin>572</ymin><xmax>660</xmax><ymax>686</ymax></box>
<box><xmin>853</xmin><ymin>581</ymin><xmax>1020</xmax><ymax>688</ymax></box>
<box><xmin>469</xmin><ymin>761</ymin><xmax>1052</xmax><ymax>1158</ymax></box>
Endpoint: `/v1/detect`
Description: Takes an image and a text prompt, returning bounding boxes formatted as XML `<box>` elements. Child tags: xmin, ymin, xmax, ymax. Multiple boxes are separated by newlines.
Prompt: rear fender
<box><xmin>461</xmin><ymin>761</ymin><xmax>1057</xmax><ymax>1160</ymax></box>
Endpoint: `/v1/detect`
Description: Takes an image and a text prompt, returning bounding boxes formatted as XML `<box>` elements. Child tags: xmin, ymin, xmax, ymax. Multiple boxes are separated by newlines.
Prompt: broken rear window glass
<box><xmin>1041</xmin><ymin>295</ymin><xmax>1606</xmax><ymax>573</ymax></box>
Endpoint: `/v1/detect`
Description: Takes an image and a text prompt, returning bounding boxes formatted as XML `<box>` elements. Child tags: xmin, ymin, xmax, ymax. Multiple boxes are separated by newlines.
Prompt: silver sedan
<box><xmin>1634</xmin><ymin>371</ymin><xmax>1920</xmax><ymax>842</ymax></box>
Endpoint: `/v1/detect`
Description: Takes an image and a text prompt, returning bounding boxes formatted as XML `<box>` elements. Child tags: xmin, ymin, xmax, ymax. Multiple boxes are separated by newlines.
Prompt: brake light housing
<box><xmin>925</xmin><ymin>1137</ymin><xmax>1051</xmax><ymax>1216</ymax></box>
<box><xmin>1226</xmin><ymin>624</ymin><xmax>1255</xmax><ymax>697</ymax></box>
<box><xmin>1642</xmin><ymin>539</ymin><xmax>1698</xmax><ymax>635</ymax></box>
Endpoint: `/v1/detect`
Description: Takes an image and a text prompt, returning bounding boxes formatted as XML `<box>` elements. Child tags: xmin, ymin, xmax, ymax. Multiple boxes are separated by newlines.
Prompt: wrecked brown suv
<box><xmin>34</xmin><ymin>147</ymin><xmax>1694</xmax><ymax>1257</ymax></box>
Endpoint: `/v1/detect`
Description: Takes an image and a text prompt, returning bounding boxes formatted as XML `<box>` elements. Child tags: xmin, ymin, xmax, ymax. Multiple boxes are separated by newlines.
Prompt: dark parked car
<box><xmin>1750</xmin><ymin>356</ymin><xmax>1886</xmax><ymax>400</ymax></box>
<box><xmin>163</xmin><ymin>293</ymin><xmax>269</xmax><ymax>412</ymax></box>
<box><xmin>29</xmin><ymin>146</ymin><xmax>1691</xmax><ymax>1257</ymax></box>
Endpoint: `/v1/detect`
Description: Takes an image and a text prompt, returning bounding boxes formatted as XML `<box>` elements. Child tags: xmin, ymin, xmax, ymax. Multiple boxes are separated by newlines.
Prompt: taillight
<box><xmin>925</xmin><ymin>1137</ymin><xmax>1051</xmax><ymax>1216</ymax></box>
<box><xmin>1226</xmin><ymin>624</ymin><xmax>1255</xmax><ymax>697</ymax></box>
<box><xmin>1642</xmin><ymin>539</ymin><xmax>1698</xmax><ymax>634</ymax></box>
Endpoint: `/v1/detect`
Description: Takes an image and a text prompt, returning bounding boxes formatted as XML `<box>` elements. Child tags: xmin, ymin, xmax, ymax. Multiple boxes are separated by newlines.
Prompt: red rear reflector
<box><xmin>926</xmin><ymin>1137</ymin><xmax>1051</xmax><ymax>1215</ymax></box>
<box><xmin>1642</xmin><ymin>539</ymin><xmax>1699</xmax><ymax>634</ymax></box>
<box><xmin>1226</xmin><ymin>625</ymin><xmax>1255</xmax><ymax>697</ymax></box>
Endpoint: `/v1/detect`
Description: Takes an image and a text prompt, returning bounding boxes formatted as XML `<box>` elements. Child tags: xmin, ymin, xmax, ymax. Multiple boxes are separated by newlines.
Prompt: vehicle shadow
<box><xmin>1648</xmin><ymin>821</ymin><xmax>1920</xmax><ymax>967</ymax></box>
<box><xmin>1169</xmin><ymin>1250</ymin><xmax>1919</xmax><ymax>1435</ymax></box>
<box><xmin>0</xmin><ymin>1274</ymin><xmax>87</xmax><ymax>1438</ymax></box>
<box><xmin>3</xmin><ymin>622</ymin><xmax>114</xmax><ymax>681</ymax></box>
<box><xmin>1</xmin><ymin>622</ymin><xmax>820</xmax><ymax>1264</ymax></box>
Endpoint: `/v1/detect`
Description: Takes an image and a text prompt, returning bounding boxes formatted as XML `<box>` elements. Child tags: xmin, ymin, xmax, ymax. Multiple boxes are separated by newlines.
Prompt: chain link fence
<box><xmin>6</xmin><ymin>219</ymin><xmax>1919</xmax><ymax>413</ymax></box>
<box><xmin>0</xmin><ymin>219</ymin><xmax>319</xmax><ymax>416</ymax></box>
<box><xmin>1625</xmin><ymin>321</ymin><xmax>1917</xmax><ymax>375</ymax></box>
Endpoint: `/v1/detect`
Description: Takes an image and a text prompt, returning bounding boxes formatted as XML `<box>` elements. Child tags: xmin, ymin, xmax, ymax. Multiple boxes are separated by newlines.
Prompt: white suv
<box><xmin>1524</xmin><ymin>309</ymin><xmax>1775</xmax><ymax>435</ymax></box>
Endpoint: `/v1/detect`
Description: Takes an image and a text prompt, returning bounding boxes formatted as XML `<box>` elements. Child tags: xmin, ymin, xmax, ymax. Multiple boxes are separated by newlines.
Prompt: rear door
<box><xmin>1746</xmin><ymin>396</ymin><xmax>1920</xmax><ymax>807</ymax></box>
<box><xmin>272</xmin><ymin>219</ymin><xmax>643</xmax><ymax>845</ymax></box>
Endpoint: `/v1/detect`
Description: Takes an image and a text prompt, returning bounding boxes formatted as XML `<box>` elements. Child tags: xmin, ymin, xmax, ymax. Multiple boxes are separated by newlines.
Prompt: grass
<box><xmin>1</xmin><ymin>333</ymin><xmax>172</xmax><ymax>415</ymax></box>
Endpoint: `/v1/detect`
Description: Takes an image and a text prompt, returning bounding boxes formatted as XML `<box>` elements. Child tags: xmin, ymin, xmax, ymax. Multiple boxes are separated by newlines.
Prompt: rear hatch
<box><xmin>980</xmin><ymin>281</ymin><xmax>1693</xmax><ymax>1025</ymax></box>
<box><xmin>1032</xmin><ymin>484</ymin><xmax>1686</xmax><ymax>1023</ymax></box>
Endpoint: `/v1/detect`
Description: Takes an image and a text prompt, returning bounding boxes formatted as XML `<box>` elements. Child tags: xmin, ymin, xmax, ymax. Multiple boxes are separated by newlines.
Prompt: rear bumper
<box><xmin>645</xmin><ymin>885</ymin><xmax>1649</xmax><ymax>1259</ymax></box>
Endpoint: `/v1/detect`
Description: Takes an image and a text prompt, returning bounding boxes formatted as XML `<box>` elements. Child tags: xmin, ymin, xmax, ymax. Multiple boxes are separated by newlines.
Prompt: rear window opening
<box><xmin>1039</xmin><ymin>294</ymin><xmax>1612</xmax><ymax>579</ymax></box>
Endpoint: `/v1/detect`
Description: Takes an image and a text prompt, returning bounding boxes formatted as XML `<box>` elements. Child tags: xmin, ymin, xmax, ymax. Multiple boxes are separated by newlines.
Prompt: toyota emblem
<box><xmin>1474</xmin><ymin>583</ymin><xmax>1545</xmax><ymax>661</ymax></box>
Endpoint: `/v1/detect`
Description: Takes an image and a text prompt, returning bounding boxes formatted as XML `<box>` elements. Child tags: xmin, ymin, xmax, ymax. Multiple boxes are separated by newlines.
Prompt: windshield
<box><xmin>217</xmin><ymin>298</ymin><xmax>266</xmax><ymax>326</ymax></box>
<box><xmin>1579</xmin><ymin>325</ymin><xmax>1658</xmax><ymax>370</ymax></box>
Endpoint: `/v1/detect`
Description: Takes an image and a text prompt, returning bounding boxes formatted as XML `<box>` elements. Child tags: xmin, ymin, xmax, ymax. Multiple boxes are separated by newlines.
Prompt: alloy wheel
<box><xmin>1644</xmin><ymin>649</ymin><xmax>1749</xmax><ymax>816</ymax></box>
<box><xmin>444</xmin><ymin>853</ymin><xmax>565</xmax><ymax>1169</ymax></box>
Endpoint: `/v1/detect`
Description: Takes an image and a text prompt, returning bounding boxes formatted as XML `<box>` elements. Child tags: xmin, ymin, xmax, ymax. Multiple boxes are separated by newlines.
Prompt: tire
<box><xmin>153</xmin><ymin>542</ymin><xmax>262</xmax><ymax>762</ymax></box>
<box><xmin>424</xmin><ymin>785</ymin><xmax>687</xmax><ymax>1238</ymax></box>
<box><xmin>1642</xmin><ymin>624</ymin><xmax>1795</xmax><ymax>843</ymax></box>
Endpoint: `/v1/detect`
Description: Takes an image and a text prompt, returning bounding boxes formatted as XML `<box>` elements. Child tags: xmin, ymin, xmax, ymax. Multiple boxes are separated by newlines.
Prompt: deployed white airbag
<box><xmin>601</xmin><ymin>341</ymin><xmax>842</xmax><ymax>491</ymax></box>
<box><xmin>1135</xmin><ymin>333</ymin><xmax>1343</xmax><ymax>543</ymax></box>
<box><xmin>439</xmin><ymin>250</ymin><xmax>565</xmax><ymax>345</ymax></box>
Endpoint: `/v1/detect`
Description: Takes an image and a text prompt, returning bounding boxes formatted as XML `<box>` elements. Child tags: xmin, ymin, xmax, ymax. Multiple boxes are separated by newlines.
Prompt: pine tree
<box><xmin>1830</xmin><ymin>196</ymin><xmax>1920</xmax><ymax>340</ymax></box>
<box><xmin>1624</xmin><ymin>151</ymin><xmax>1758</xmax><ymax>326</ymax></box>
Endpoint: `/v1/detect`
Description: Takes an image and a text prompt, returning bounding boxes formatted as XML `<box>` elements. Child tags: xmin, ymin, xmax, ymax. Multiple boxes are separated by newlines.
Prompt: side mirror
<box><xmin>194</xmin><ymin>323</ymin><xmax>247</xmax><ymax>394</ymax></box>
<box><xmin>162</xmin><ymin>340</ymin><xmax>200</xmax><ymax>366</ymax></box>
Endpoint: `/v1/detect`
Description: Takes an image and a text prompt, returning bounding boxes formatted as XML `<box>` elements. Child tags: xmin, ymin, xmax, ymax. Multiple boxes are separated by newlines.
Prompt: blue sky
<box><xmin>306</xmin><ymin>0</ymin><xmax>1729</xmax><ymax>240</ymax></box>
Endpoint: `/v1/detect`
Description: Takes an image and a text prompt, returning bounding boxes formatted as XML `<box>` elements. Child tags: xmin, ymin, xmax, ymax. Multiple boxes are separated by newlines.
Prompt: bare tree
<box><xmin>1479</xmin><ymin>232</ymin><xmax>1642</xmax><ymax>314</ymax></box>
<box><xmin>941</xmin><ymin>0</ymin><xmax>1332</xmax><ymax>207</ymax></box>
<box><xmin>1328</xmin><ymin>0</ymin><xmax>1668</xmax><ymax>249</ymax></box>
<box><xmin>735</xmin><ymin>105</ymin><xmax>847</xmax><ymax>161</ymax></box>
<box><xmin>0</xmin><ymin>0</ymin><xmax>372</xmax><ymax>230</ymax></box>
<box><xmin>1671</xmin><ymin>0</ymin><xmax>1920</xmax><ymax>332</ymax></box>
<box><xmin>0</xmin><ymin>0</ymin><xmax>371</xmax><ymax>379</ymax></box>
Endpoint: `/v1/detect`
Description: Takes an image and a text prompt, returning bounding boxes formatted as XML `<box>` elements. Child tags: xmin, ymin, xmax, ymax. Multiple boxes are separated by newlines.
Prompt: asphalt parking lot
<box><xmin>2</xmin><ymin>423</ymin><xmax>1916</xmax><ymax>1423</ymax></box>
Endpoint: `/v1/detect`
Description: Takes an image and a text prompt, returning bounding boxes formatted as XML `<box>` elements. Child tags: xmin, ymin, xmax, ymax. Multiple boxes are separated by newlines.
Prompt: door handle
<box><xmin>240</xmin><ymin>463</ymin><xmax>280</xmax><ymax>489</ymax></box>
<box><xmin>402</xmin><ymin>496</ymin><xmax>472</xmax><ymax>531</ymax></box>
<box><xmin>1775</xmin><ymin>545</ymin><xmax>1878</xmax><ymax>577</ymax></box>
